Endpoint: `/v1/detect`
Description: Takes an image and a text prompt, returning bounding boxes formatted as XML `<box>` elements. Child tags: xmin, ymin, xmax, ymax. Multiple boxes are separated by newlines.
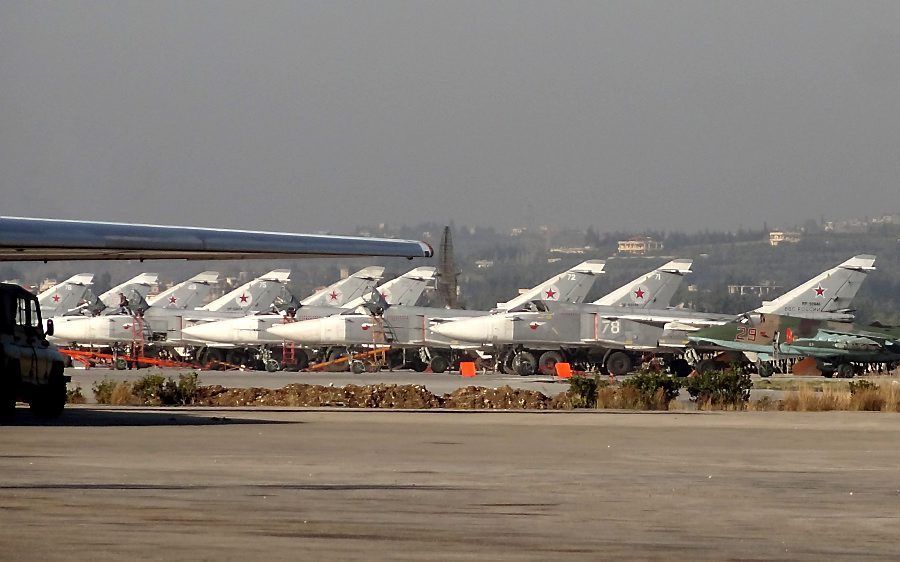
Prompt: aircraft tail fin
<box><xmin>756</xmin><ymin>254</ymin><xmax>876</xmax><ymax>317</ymax></box>
<box><xmin>345</xmin><ymin>266</ymin><xmax>436</xmax><ymax>308</ymax></box>
<box><xmin>200</xmin><ymin>269</ymin><xmax>292</xmax><ymax>312</ymax></box>
<box><xmin>300</xmin><ymin>266</ymin><xmax>385</xmax><ymax>307</ymax></box>
<box><xmin>97</xmin><ymin>272</ymin><xmax>159</xmax><ymax>309</ymax></box>
<box><xmin>148</xmin><ymin>271</ymin><xmax>219</xmax><ymax>309</ymax></box>
<box><xmin>592</xmin><ymin>258</ymin><xmax>693</xmax><ymax>309</ymax></box>
<box><xmin>498</xmin><ymin>260</ymin><xmax>605</xmax><ymax>310</ymax></box>
<box><xmin>37</xmin><ymin>273</ymin><xmax>95</xmax><ymax>317</ymax></box>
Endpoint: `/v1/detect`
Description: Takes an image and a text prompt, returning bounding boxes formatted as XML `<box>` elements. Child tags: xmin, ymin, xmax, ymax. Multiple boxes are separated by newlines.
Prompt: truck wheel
<box><xmin>538</xmin><ymin>351</ymin><xmax>564</xmax><ymax>376</ymax></box>
<box><xmin>0</xmin><ymin>360</ymin><xmax>18</xmax><ymax>420</ymax></box>
<box><xmin>511</xmin><ymin>351</ymin><xmax>537</xmax><ymax>376</ymax></box>
<box><xmin>605</xmin><ymin>352</ymin><xmax>633</xmax><ymax>377</ymax></box>
<box><xmin>429</xmin><ymin>355</ymin><xmax>450</xmax><ymax>374</ymax></box>
<box><xmin>30</xmin><ymin>365</ymin><xmax>67</xmax><ymax>419</ymax></box>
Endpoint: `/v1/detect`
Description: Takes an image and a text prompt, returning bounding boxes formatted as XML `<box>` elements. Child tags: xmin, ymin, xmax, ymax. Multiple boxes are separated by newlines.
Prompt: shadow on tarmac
<box><xmin>2</xmin><ymin>407</ymin><xmax>300</xmax><ymax>427</ymax></box>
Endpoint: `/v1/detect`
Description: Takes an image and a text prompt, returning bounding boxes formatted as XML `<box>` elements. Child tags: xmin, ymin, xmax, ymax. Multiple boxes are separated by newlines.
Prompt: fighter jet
<box><xmin>93</xmin><ymin>272</ymin><xmax>160</xmax><ymax>312</ymax></box>
<box><xmin>265</xmin><ymin>260</ymin><xmax>606</xmax><ymax>372</ymax></box>
<box><xmin>37</xmin><ymin>273</ymin><xmax>94</xmax><ymax>318</ymax></box>
<box><xmin>689</xmin><ymin>312</ymin><xmax>900</xmax><ymax>378</ymax></box>
<box><xmin>180</xmin><ymin>266</ymin><xmax>434</xmax><ymax>368</ymax></box>
<box><xmin>431</xmin><ymin>259</ymin><xmax>694</xmax><ymax>375</ymax></box>
<box><xmin>431</xmin><ymin>255</ymin><xmax>876</xmax><ymax>376</ymax></box>
<box><xmin>49</xmin><ymin>271</ymin><xmax>221</xmax><ymax>345</ymax></box>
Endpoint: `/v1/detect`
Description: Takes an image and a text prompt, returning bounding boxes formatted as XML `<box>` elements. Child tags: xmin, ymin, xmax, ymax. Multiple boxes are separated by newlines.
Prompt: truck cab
<box><xmin>0</xmin><ymin>283</ymin><xmax>68</xmax><ymax>418</ymax></box>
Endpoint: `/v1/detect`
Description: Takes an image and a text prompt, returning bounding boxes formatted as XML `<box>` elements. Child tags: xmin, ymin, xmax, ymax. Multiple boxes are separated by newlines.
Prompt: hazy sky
<box><xmin>2</xmin><ymin>1</ymin><xmax>898</xmax><ymax>234</ymax></box>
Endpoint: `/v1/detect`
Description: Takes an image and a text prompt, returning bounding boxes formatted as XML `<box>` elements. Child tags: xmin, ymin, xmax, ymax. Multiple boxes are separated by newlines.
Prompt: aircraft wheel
<box><xmin>325</xmin><ymin>348</ymin><xmax>348</xmax><ymax>372</ymax></box>
<box><xmin>538</xmin><ymin>351</ymin><xmax>564</xmax><ymax>376</ymax></box>
<box><xmin>265</xmin><ymin>359</ymin><xmax>280</xmax><ymax>373</ymax></box>
<box><xmin>670</xmin><ymin>358</ymin><xmax>692</xmax><ymax>378</ymax></box>
<box><xmin>837</xmin><ymin>363</ymin><xmax>855</xmax><ymax>379</ymax></box>
<box><xmin>496</xmin><ymin>349</ymin><xmax>513</xmax><ymax>374</ymax></box>
<box><xmin>114</xmin><ymin>358</ymin><xmax>128</xmax><ymax>370</ymax></box>
<box><xmin>756</xmin><ymin>361</ymin><xmax>774</xmax><ymax>378</ymax></box>
<box><xmin>350</xmin><ymin>360</ymin><xmax>366</xmax><ymax>375</ymax></box>
<box><xmin>822</xmin><ymin>371</ymin><xmax>834</xmax><ymax>379</ymax></box>
<box><xmin>511</xmin><ymin>351</ymin><xmax>537</xmax><ymax>376</ymax></box>
<box><xmin>696</xmin><ymin>358</ymin><xmax>716</xmax><ymax>375</ymax></box>
<box><xmin>294</xmin><ymin>351</ymin><xmax>310</xmax><ymax>371</ymax></box>
<box><xmin>605</xmin><ymin>351</ymin><xmax>633</xmax><ymax>377</ymax></box>
<box><xmin>429</xmin><ymin>355</ymin><xmax>450</xmax><ymax>374</ymax></box>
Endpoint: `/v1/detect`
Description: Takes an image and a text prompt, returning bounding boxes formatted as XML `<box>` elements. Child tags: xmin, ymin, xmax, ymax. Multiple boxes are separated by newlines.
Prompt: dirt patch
<box><xmin>195</xmin><ymin>383</ymin><xmax>567</xmax><ymax>410</ymax></box>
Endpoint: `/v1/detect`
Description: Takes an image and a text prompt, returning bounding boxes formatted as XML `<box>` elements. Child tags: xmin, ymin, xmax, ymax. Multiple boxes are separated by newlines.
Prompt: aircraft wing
<box><xmin>0</xmin><ymin>217</ymin><xmax>433</xmax><ymax>261</ymax></box>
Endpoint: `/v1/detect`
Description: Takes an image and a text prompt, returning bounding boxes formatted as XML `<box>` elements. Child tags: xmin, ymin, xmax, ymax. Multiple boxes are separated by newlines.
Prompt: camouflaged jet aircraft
<box><xmin>688</xmin><ymin>312</ymin><xmax>900</xmax><ymax>378</ymax></box>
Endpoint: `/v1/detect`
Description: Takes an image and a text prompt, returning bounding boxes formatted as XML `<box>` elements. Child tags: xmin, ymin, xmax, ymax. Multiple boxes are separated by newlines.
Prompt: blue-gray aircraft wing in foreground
<box><xmin>0</xmin><ymin>217</ymin><xmax>433</xmax><ymax>261</ymax></box>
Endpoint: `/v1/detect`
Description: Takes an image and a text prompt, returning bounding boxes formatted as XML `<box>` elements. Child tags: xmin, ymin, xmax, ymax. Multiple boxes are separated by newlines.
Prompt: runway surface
<box><xmin>2</xmin><ymin>407</ymin><xmax>899</xmax><ymax>559</ymax></box>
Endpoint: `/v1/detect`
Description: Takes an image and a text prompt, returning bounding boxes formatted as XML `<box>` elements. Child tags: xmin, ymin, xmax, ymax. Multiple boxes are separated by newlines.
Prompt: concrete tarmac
<box><xmin>2</xmin><ymin>407</ymin><xmax>899</xmax><ymax>559</ymax></box>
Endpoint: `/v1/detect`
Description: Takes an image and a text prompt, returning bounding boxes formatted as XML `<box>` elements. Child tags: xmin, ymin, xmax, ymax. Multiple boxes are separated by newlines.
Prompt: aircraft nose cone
<box><xmin>431</xmin><ymin>317</ymin><xmax>490</xmax><ymax>343</ymax></box>
<box><xmin>48</xmin><ymin>317</ymin><xmax>89</xmax><ymax>340</ymax></box>
<box><xmin>267</xmin><ymin>319</ymin><xmax>320</xmax><ymax>343</ymax></box>
<box><xmin>181</xmin><ymin>322</ymin><xmax>226</xmax><ymax>342</ymax></box>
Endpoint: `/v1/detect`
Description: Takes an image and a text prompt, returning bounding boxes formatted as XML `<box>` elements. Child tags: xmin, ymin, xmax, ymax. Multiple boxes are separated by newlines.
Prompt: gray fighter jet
<box><xmin>432</xmin><ymin>255</ymin><xmax>876</xmax><ymax>376</ymax></box>
<box><xmin>180</xmin><ymin>266</ymin><xmax>435</xmax><ymax>369</ymax></box>
<box><xmin>36</xmin><ymin>273</ymin><xmax>94</xmax><ymax>318</ymax></box>
<box><xmin>265</xmin><ymin>260</ymin><xmax>607</xmax><ymax>372</ymax></box>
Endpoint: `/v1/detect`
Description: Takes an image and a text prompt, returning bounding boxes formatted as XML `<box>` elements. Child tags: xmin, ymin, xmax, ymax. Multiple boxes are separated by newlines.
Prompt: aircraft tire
<box><xmin>429</xmin><ymin>355</ymin><xmax>450</xmax><ymax>374</ymax></box>
<box><xmin>696</xmin><ymin>358</ymin><xmax>716</xmax><ymax>375</ymax></box>
<box><xmin>837</xmin><ymin>363</ymin><xmax>855</xmax><ymax>379</ymax></box>
<box><xmin>670</xmin><ymin>358</ymin><xmax>693</xmax><ymax>377</ymax></box>
<box><xmin>756</xmin><ymin>361</ymin><xmax>774</xmax><ymax>378</ymax></box>
<box><xmin>325</xmin><ymin>348</ymin><xmax>348</xmax><ymax>372</ymax></box>
<box><xmin>511</xmin><ymin>351</ymin><xmax>537</xmax><ymax>376</ymax></box>
<box><xmin>605</xmin><ymin>351</ymin><xmax>633</xmax><ymax>377</ymax></box>
<box><xmin>265</xmin><ymin>359</ymin><xmax>280</xmax><ymax>373</ymax></box>
<box><xmin>350</xmin><ymin>360</ymin><xmax>366</xmax><ymax>374</ymax></box>
<box><xmin>538</xmin><ymin>351</ymin><xmax>564</xmax><ymax>376</ymax></box>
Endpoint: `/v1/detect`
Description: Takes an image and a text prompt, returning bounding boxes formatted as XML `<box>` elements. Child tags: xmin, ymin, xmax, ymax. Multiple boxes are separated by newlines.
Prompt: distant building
<box><xmin>549</xmin><ymin>247</ymin><xmax>588</xmax><ymax>255</ymax></box>
<box><xmin>617</xmin><ymin>236</ymin><xmax>662</xmax><ymax>255</ymax></box>
<box><xmin>509</xmin><ymin>227</ymin><xmax>527</xmax><ymax>237</ymax></box>
<box><xmin>769</xmin><ymin>231</ymin><xmax>801</xmax><ymax>246</ymax></box>
<box><xmin>727</xmin><ymin>282</ymin><xmax>781</xmax><ymax>298</ymax></box>
<box><xmin>474</xmin><ymin>260</ymin><xmax>494</xmax><ymax>269</ymax></box>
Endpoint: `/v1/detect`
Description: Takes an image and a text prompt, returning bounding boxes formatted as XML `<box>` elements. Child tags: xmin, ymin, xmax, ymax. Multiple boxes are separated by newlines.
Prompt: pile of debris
<box><xmin>194</xmin><ymin>383</ymin><xmax>567</xmax><ymax>410</ymax></box>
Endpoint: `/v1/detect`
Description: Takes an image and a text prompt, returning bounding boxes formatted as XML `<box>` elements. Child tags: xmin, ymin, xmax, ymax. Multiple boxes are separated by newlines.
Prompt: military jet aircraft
<box><xmin>688</xmin><ymin>312</ymin><xmax>900</xmax><ymax>378</ymax></box>
<box><xmin>93</xmin><ymin>272</ymin><xmax>159</xmax><ymax>312</ymax></box>
<box><xmin>431</xmin><ymin>259</ymin><xmax>694</xmax><ymax>375</ymax></box>
<box><xmin>179</xmin><ymin>266</ymin><xmax>435</xmax><ymax>369</ymax></box>
<box><xmin>36</xmin><ymin>273</ymin><xmax>94</xmax><ymax>318</ymax></box>
<box><xmin>431</xmin><ymin>255</ymin><xmax>876</xmax><ymax>376</ymax></box>
<box><xmin>49</xmin><ymin>271</ymin><xmax>221</xmax><ymax>345</ymax></box>
<box><xmin>265</xmin><ymin>260</ymin><xmax>607</xmax><ymax>372</ymax></box>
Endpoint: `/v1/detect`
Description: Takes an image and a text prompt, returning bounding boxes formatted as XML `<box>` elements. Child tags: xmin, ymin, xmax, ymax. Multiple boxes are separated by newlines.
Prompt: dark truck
<box><xmin>0</xmin><ymin>283</ymin><xmax>68</xmax><ymax>418</ymax></box>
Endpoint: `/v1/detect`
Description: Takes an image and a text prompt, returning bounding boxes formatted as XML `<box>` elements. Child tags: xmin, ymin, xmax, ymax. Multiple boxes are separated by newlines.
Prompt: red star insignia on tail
<box><xmin>52</xmin><ymin>294</ymin><xmax>60</xmax><ymax>302</ymax></box>
<box><xmin>169</xmin><ymin>296</ymin><xmax>178</xmax><ymax>304</ymax></box>
<box><xmin>329</xmin><ymin>291</ymin><xmax>339</xmax><ymax>301</ymax></box>
<box><xmin>814</xmin><ymin>285</ymin><xmax>826</xmax><ymax>297</ymax></box>
<box><xmin>239</xmin><ymin>293</ymin><xmax>249</xmax><ymax>303</ymax></box>
<box><xmin>634</xmin><ymin>288</ymin><xmax>645</xmax><ymax>299</ymax></box>
<box><xmin>545</xmin><ymin>288</ymin><xmax>556</xmax><ymax>299</ymax></box>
